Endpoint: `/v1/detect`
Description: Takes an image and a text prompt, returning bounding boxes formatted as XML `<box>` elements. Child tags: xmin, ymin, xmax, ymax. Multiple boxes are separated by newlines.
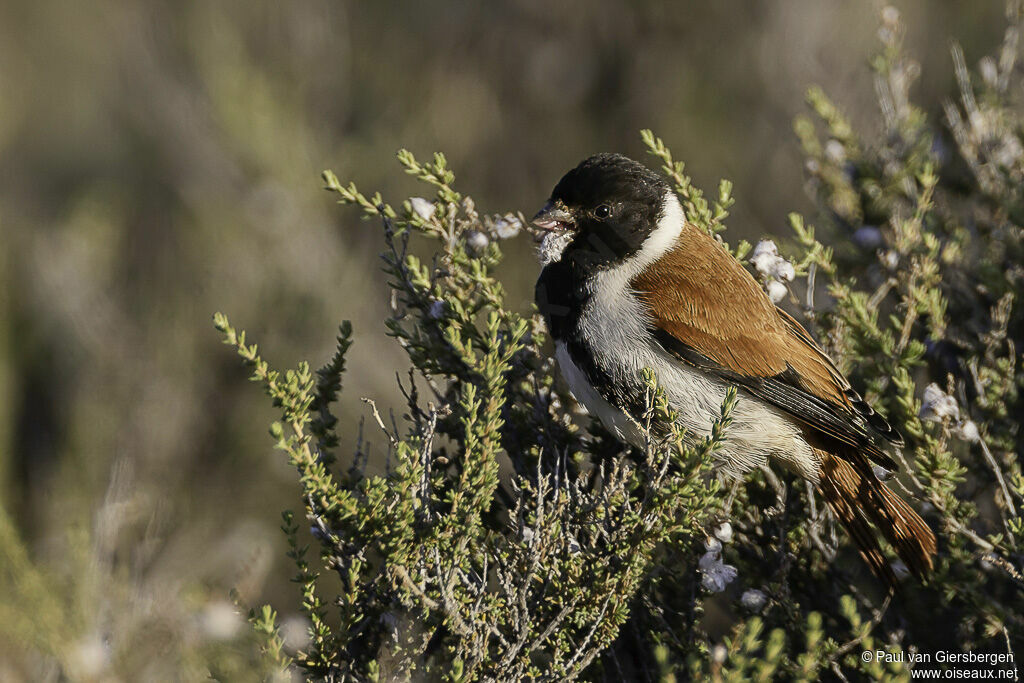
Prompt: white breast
<box><xmin>554</xmin><ymin>192</ymin><xmax>820</xmax><ymax>482</ymax></box>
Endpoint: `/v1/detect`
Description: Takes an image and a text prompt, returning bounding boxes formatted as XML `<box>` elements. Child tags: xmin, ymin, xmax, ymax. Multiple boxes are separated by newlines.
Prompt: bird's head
<box><xmin>533</xmin><ymin>153</ymin><xmax>671</xmax><ymax>269</ymax></box>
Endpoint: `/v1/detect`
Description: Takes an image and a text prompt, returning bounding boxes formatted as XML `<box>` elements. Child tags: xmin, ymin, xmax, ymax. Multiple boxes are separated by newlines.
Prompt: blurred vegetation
<box><xmin>0</xmin><ymin>0</ymin><xmax>1019</xmax><ymax>680</ymax></box>
<box><xmin>225</xmin><ymin>6</ymin><xmax>1019</xmax><ymax>679</ymax></box>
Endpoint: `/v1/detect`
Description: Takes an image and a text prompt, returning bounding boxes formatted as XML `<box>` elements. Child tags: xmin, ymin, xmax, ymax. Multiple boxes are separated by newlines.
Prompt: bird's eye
<box><xmin>594</xmin><ymin>204</ymin><xmax>611</xmax><ymax>219</ymax></box>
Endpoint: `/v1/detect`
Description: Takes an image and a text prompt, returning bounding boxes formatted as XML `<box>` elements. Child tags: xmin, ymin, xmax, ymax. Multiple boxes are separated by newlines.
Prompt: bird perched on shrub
<box><xmin>533</xmin><ymin>153</ymin><xmax>936</xmax><ymax>585</ymax></box>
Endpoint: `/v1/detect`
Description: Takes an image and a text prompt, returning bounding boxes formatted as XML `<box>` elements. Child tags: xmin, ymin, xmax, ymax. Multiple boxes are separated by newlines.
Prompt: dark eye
<box><xmin>594</xmin><ymin>204</ymin><xmax>611</xmax><ymax>219</ymax></box>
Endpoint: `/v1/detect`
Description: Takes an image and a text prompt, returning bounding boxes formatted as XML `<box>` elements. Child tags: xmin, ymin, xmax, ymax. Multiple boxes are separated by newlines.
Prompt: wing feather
<box><xmin>631</xmin><ymin>225</ymin><xmax>899</xmax><ymax>468</ymax></box>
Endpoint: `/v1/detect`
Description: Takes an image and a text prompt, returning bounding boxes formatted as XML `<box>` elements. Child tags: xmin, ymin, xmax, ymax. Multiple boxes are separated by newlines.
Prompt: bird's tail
<box><xmin>816</xmin><ymin>450</ymin><xmax>936</xmax><ymax>585</ymax></box>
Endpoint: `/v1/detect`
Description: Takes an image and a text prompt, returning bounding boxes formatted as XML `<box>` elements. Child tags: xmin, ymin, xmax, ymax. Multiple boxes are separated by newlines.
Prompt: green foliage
<box><xmin>641</xmin><ymin>129</ymin><xmax>749</xmax><ymax>260</ymax></box>
<box><xmin>220</xmin><ymin>6</ymin><xmax>1022</xmax><ymax>680</ymax></box>
<box><xmin>217</xmin><ymin>147</ymin><xmax>736</xmax><ymax>678</ymax></box>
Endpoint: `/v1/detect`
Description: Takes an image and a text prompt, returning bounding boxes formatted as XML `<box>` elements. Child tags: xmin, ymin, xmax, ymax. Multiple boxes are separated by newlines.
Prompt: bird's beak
<box><xmin>531</xmin><ymin>201</ymin><xmax>575</xmax><ymax>234</ymax></box>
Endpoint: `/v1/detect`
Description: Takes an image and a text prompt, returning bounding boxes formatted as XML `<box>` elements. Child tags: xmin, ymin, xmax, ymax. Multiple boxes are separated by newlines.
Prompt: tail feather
<box><xmin>817</xmin><ymin>451</ymin><xmax>936</xmax><ymax>585</ymax></box>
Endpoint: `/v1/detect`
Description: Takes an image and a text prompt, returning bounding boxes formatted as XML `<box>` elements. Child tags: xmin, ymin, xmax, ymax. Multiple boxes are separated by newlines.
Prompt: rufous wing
<box><xmin>630</xmin><ymin>223</ymin><xmax>899</xmax><ymax>469</ymax></box>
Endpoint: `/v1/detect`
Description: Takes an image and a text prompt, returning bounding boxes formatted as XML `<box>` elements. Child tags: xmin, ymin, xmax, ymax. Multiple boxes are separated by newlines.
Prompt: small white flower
<box><xmin>750</xmin><ymin>240</ymin><xmax>795</xmax><ymax>292</ymax></box>
<box><xmin>71</xmin><ymin>634</ymin><xmax>109</xmax><ymax>677</ymax></box>
<box><xmin>466</xmin><ymin>230</ymin><xmax>490</xmax><ymax>254</ymax></box>
<box><xmin>714</xmin><ymin>522</ymin><xmax>733</xmax><ymax>544</ymax></box>
<box><xmin>428</xmin><ymin>299</ymin><xmax>446</xmax><ymax>320</ymax></box>
<box><xmin>766</xmin><ymin>279</ymin><xmax>788</xmax><ymax>304</ymax></box>
<box><xmin>881</xmin><ymin>250</ymin><xmax>900</xmax><ymax>270</ymax></box>
<box><xmin>824</xmin><ymin>139</ymin><xmax>847</xmax><ymax>165</ymax></box>
<box><xmin>890</xmin><ymin>560</ymin><xmax>911</xmax><ymax>580</ymax></box>
<box><xmin>740</xmin><ymin>589</ymin><xmax>768</xmax><ymax>612</ymax></box>
<box><xmin>494</xmin><ymin>214</ymin><xmax>522</xmax><ymax>239</ymax></box>
<box><xmin>853</xmin><ymin>225</ymin><xmax>883</xmax><ymax>250</ymax></box>
<box><xmin>704</xmin><ymin>537</ymin><xmax>723</xmax><ymax>554</ymax></box>
<box><xmin>280</xmin><ymin>616</ymin><xmax>312</xmax><ymax>651</ymax></box>
<box><xmin>568</xmin><ymin>535</ymin><xmax>581</xmax><ymax>554</ymax></box>
<box><xmin>712</xmin><ymin>643</ymin><xmax>728</xmax><ymax>664</ymax></box>
<box><xmin>920</xmin><ymin>383</ymin><xmax>959</xmax><ymax>423</ymax></box>
<box><xmin>409</xmin><ymin>197</ymin><xmax>435</xmax><ymax>221</ymax></box>
<box><xmin>958</xmin><ymin>419</ymin><xmax>980</xmax><ymax>443</ymax></box>
<box><xmin>522</xmin><ymin>527</ymin><xmax>535</xmax><ymax>544</ymax></box>
<box><xmin>749</xmin><ymin>240</ymin><xmax>780</xmax><ymax>276</ymax></box>
<box><xmin>699</xmin><ymin>551</ymin><xmax>738</xmax><ymax>592</ymax></box>
<box><xmin>881</xmin><ymin>6</ymin><xmax>900</xmax><ymax>25</ymax></box>
<box><xmin>201</xmin><ymin>600</ymin><xmax>242</xmax><ymax>640</ymax></box>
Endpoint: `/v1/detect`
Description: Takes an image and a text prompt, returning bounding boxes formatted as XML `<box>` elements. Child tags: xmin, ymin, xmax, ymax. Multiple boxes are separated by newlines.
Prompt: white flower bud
<box><xmin>750</xmin><ymin>240</ymin><xmax>780</xmax><ymax>276</ymax></box>
<box><xmin>890</xmin><ymin>560</ymin><xmax>911</xmax><ymax>579</ymax></box>
<box><xmin>853</xmin><ymin>225</ymin><xmax>883</xmax><ymax>250</ymax></box>
<box><xmin>409</xmin><ymin>197</ymin><xmax>435</xmax><ymax>221</ymax></box>
<box><xmin>824</xmin><ymin>139</ymin><xmax>847</xmax><ymax>165</ymax></box>
<box><xmin>881</xmin><ymin>249</ymin><xmax>900</xmax><ymax>270</ymax></box>
<box><xmin>712</xmin><ymin>643</ymin><xmax>728</xmax><ymax>664</ymax></box>
<box><xmin>70</xmin><ymin>634</ymin><xmax>109</xmax><ymax>678</ymax></box>
<box><xmin>766</xmin><ymin>279</ymin><xmax>788</xmax><ymax>304</ymax></box>
<box><xmin>428</xmin><ymin>299</ymin><xmax>446</xmax><ymax>320</ymax></box>
<box><xmin>201</xmin><ymin>600</ymin><xmax>242</xmax><ymax>640</ymax></box>
<box><xmin>751</xmin><ymin>239</ymin><xmax>795</xmax><ymax>291</ymax></box>
<box><xmin>280</xmin><ymin>616</ymin><xmax>312</xmax><ymax>651</ymax></box>
<box><xmin>920</xmin><ymin>383</ymin><xmax>959</xmax><ymax>423</ymax></box>
<box><xmin>714</xmin><ymin>522</ymin><xmax>733</xmax><ymax>544</ymax></box>
<box><xmin>740</xmin><ymin>589</ymin><xmax>768</xmax><ymax>612</ymax></box>
<box><xmin>494</xmin><ymin>214</ymin><xmax>522</xmax><ymax>239</ymax></box>
<box><xmin>466</xmin><ymin>230</ymin><xmax>489</xmax><ymax>254</ymax></box>
<box><xmin>704</xmin><ymin>537</ymin><xmax>723</xmax><ymax>554</ymax></box>
<box><xmin>568</xmin><ymin>535</ymin><xmax>581</xmax><ymax>554</ymax></box>
<box><xmin>958</xmin><ymin>419</ymin><xmax>980</xmax><ymax>443</ymax></box>
<box><xmin>699</xmin><ymin>551</ymin><xmax>738</xmax><ymax>592</ymax></box>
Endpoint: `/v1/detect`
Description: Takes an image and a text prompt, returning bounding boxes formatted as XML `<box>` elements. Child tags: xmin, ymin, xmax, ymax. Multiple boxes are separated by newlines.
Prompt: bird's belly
<box><xmin>554</xmin><ymin>339</ymin><xmax>820</xmax><ymax>482</ymax></box>
<box><xmin>555</xmin><ymin>341</ymin><xmax>646</xmax><ymax>445</ymax></box>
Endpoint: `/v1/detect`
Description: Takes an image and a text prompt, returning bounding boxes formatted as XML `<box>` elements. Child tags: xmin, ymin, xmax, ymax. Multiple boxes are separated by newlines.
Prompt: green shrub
<box><xmin>219</xmin><ymin>6</ymin><xmax>1021</xmax><ymax>680</ymax></box>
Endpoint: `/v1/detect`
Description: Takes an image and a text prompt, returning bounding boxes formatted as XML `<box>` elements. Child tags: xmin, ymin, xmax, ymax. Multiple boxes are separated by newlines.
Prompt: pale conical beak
<box><xmin>531</xmin><ymin>201</ymin><xmax>575</xmax><ymax>233</ymax></box>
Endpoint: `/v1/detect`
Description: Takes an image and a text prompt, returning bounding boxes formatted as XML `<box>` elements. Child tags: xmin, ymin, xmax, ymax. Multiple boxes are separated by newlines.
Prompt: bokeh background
<box><xmin>0</xmin><ymin>0</ymin><xmax>1008</xmax><ymax>677</ymax></box>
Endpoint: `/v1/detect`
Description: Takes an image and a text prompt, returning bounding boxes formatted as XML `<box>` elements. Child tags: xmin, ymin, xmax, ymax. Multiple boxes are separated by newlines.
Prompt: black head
<box><xmin>534</xmin><ymin>153</ymin><xmax>670</xmax><ymax>269</ymax></box>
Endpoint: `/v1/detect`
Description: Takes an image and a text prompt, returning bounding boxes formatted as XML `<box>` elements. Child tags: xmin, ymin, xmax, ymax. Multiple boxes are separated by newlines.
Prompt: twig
<box><xmin>806</xmin><ymin>262</ymin><xmax>817</xmax><ymax>311</ymax></box>
<box><xmin>361</xmin><ymin>397</ymin><xmax>399</xmax><ymax>447</ymax></box>
<box><xmin>830</xmin><ymin>590</ymin><xmax>893</xmax><ymax>663</ymax></box>
<box><xmin>1003</xmin><ymin>627</ymin><xmax>1019</xmax><ymax>683</ymax></box>
<box><xmin>392</xmin><ymin>564</ymin><xmax>440</xmax><ymax>611</ymax></box>
<box><xmin>565</xmin><ymin>590</ymin><xmax>614</xmax><ymax>675</ymax></box>
<box><xmin>974</xmin><ymin>421</ymin><xmax>1018</xmax><ymax>519</ymax></box>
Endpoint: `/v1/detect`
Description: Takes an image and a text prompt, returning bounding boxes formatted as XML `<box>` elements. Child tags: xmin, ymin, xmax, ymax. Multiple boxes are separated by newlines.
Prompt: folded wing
<box><xmin>630</xmin><ymin>224</ymin><xmax>900</xmax><ymax>470</ymax></box>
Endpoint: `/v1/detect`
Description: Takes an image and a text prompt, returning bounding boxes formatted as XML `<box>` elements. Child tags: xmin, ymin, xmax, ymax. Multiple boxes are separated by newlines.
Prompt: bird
<box><xmin>532</xmin><ymin>152</ymin><xmax>936</xmax><ymax>585</ymax></box>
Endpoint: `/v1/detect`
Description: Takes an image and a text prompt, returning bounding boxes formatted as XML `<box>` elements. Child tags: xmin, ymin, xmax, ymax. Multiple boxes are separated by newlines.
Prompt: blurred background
<box><xmin>0</xmin><ymin>0</ymin><xmax>1008</xmax><ymax>677</ymax></box>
